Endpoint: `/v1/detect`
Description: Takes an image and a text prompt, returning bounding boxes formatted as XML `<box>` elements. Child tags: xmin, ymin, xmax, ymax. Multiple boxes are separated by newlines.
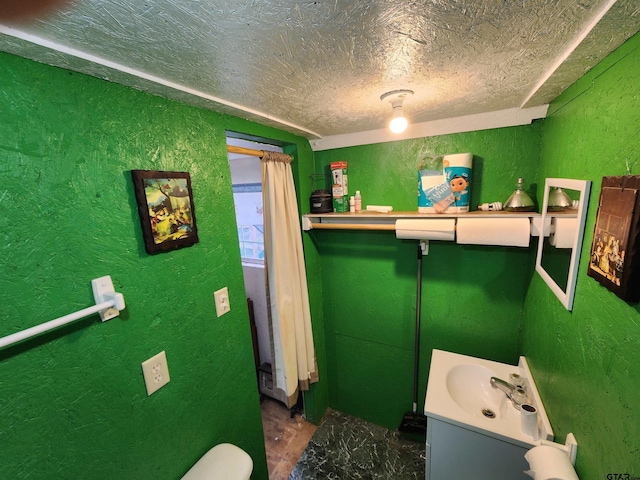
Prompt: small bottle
<box><xmin>355</xmin><ymin>190</ymin><xmax>362</xmax><ymax>212</ymax></box>
<box><xmin>349</xmin><ymin>196</ymin><xmax>355</xmax><ymax>213</ymax></box>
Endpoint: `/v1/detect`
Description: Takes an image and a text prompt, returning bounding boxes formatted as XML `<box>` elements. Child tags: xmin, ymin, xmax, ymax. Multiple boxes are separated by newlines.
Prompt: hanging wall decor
<box><xmin>131</xmin><ymin>170</ymin><xmax>199</xmax><ymax>254</ymax></box>
<box><xmin>587</xmin><ymin>175</ymin><xmax>640</xmax><ymax>303</ymax></box>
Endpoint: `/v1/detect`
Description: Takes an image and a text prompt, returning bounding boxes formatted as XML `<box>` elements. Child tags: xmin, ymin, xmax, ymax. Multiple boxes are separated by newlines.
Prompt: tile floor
<box><xmin>261</xmin><ymin>398</ymin><xmax>425</xmax><ymax>480</ymax></box>
<box><xmin>289</xmin><ymin>409</ymin><xmax>425</xmax><ymax>479</ymax></box>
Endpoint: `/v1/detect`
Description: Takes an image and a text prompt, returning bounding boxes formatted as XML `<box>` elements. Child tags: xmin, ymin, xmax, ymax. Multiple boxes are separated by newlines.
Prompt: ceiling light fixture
<box><xmin>380</xmin><ymin>89</ymin><xmax>414</xmax><ymax>134</ymax></box>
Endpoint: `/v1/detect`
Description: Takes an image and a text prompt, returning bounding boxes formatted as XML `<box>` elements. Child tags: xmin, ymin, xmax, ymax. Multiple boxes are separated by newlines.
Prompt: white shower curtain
<box><xmin>261</xmin><ymin>151</ymin><xmax>318</xmax><ymax>408</ymax></box>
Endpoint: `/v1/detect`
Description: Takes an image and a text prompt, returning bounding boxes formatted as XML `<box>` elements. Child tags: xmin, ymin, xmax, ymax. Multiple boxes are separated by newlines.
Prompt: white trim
<box><xmin>520</xmin><ymin>0</ymin><xmax>619</xmax><ymax>108</ymax></box>
<box><xmin>310</xmin><ymin>105</ymin><xmax>549</xmax><ymax>151</ymax></box>
<box><xmin>0</xmin><ymin>24</ymin><xmax>323</xmax><ymax>139</ymax></box>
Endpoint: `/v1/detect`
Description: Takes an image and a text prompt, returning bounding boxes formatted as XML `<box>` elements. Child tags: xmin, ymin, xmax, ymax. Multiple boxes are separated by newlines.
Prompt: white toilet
<box><xmin>181</xmin><ymin>443</ymin><xmax>253</xmax><ymax>480</ymax></box>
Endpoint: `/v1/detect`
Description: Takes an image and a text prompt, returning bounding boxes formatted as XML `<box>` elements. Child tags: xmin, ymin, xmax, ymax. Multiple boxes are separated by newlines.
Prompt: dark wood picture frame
<box><xmin>131</xmin><ymin>170</ymin><xmax>199</xmax><ymax>254</ymax></box>
<box><xmin>587</xmin><ymin>175</ymin><xmax>640</xmax><ymax>303</ymax></box>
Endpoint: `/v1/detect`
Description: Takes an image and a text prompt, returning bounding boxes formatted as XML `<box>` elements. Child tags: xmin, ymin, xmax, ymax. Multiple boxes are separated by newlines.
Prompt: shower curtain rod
<box><xmin>226</xmin><ymin>145</ymin><xmax>294</xmax><ymax>161</ymax></box>
<box><xmin>227</xmin><ymin>145</ymin><xmax>265</xmax><ymax>157</ymax></box>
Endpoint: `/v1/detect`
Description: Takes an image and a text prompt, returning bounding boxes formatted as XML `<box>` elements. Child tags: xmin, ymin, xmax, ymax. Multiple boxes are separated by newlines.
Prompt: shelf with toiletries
<box><xmin>304</xmin><ymin>178</ymin><xmax>591</xmax><ymax>314</ymax></box>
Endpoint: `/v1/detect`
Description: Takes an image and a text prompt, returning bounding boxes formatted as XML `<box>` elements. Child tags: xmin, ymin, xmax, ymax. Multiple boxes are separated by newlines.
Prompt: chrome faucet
<box><xmin>490</xmin><ymin>377</ymin><xmax>528</xmax><ymax>408</ymax></box>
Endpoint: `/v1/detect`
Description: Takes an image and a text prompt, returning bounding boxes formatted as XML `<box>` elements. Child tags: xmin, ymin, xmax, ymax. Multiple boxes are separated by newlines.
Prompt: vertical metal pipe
<box><xmin>412</xmin><ymin>244</ymin><xmax>423</xmax><ymax>413</ymax></box>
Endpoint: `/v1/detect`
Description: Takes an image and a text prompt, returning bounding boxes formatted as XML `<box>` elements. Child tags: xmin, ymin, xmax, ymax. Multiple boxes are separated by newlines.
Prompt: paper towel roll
<box><xmin>524</xmin><ymin>445</ymin><xmax>579</xmax><ymax>480</ymax></box>
<box><xmin>531</xmin><ymin>216</ymin><xmax>552</xmax><ymax>238</ymax></box>
<box><xmin>443</xmin><ymin>152</ymin><xmax>472</xmax><ymax>166</ymax></box>
<box><xmin>549</xmin><ymin>217</ymin><xmax>577</xmax><ymax>248</ymax></box>
<box><xmin>395</xmin><ymin>219</ymin><xmax>455</xmax><ymax>241</ymax></box>
<box><xmin>443</xmin><ymin>153</ymin><xmax>472</xmax><ymax>213</ymax></box>
<box><xmin>521</xmin><ymin>404</ymin><xmax>540</xmax><ymax>440</ymax></box>
<box><xmin>456</xmin><ymin>217</ymin><xmax>531</xmax><ymax>247</ymax></box>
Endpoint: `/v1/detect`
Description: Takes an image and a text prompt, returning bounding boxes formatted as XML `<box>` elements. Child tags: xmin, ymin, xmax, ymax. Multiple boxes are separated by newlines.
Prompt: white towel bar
<box><xmin>0</xmin><ymin>275</ymin><xmax>125</xmax><ymax>350</ymax></box>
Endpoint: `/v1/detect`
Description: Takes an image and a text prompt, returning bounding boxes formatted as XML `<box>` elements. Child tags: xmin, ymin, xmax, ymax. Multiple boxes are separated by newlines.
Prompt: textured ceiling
<box><xmin>1</xmin><ymin>0</ymin><xmax>639</xmax><ymax>145</ymax></box>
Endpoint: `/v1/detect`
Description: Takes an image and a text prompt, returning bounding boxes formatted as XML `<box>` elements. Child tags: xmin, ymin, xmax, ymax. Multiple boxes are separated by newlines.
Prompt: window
<box><xmin>227</xmin><ymin>136</ymin><xmax>283</xmax><ymax>266</ymax></box>
<box><xmin>232</xmin><ymin>184</ymin><xmax>264</xmax><ymax>265</ymax></box>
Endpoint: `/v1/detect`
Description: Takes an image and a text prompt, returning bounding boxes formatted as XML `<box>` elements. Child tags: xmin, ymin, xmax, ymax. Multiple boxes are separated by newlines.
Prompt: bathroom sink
<box><xmin>425</xmin><ymin>349</ymin><xmax>554</xmax><ymax>447</ymax></box>
<box><xmin>445</xmin><ymin>364</ymin><xmax>506</xmax><ymax>419</ymax></box>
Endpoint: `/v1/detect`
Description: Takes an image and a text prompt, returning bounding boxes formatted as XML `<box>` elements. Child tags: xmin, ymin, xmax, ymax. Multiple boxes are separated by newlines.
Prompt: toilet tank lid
<box><xmin>181</xmin><ymin>443</ymin><xmax>253</xmax><ymax>480</ymax></box>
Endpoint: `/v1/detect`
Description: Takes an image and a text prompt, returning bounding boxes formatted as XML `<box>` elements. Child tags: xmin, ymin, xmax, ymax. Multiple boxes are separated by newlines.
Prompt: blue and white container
<box><xmin>418</xmin><ymin>156</ymin><xmax>453</xmax><ymax>213</ymax></box>
<box><xmin>443</xmin><ymin>153</ymin><xmax>472</xmax><ymax>213</ymax></box>
<box><xmin>418</xmin><ymin>171</ymin><xmax>441</xmax><ymax>213</ymax></box>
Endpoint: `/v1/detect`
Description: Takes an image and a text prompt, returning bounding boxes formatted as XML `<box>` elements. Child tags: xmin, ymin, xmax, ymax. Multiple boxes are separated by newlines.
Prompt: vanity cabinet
<box><xmin>426</xmin><ymin>417</ymin><xmax>531</xmax><ymax>480</ymax></box>
<box><xmin>423</xmin><ymin>350</ymin><xmax>552</xmax><ymax>480</ymax></box>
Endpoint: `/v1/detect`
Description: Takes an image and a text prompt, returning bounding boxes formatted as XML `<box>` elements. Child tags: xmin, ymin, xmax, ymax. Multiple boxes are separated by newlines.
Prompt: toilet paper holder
<box><xmin>541</xmin><ymin>432</ymin><xmax>578</xmax><ymax>466</ymax></box>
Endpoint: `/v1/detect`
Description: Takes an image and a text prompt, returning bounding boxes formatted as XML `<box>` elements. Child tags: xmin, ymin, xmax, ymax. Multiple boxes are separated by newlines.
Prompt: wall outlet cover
<box><xmin>141</xmin><ymin>351</ymin><xmax>170</xmax><ymax>396</ymax></box>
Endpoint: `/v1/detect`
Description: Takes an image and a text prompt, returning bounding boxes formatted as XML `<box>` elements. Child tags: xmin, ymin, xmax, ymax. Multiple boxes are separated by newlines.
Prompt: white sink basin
<box><xmin>425</xmin><ymin>350</ymin><xmax>553</xmax><ymax>447</ymax></box>
<box><xmin>445</xmin><ymin>364</ymin><xmax>507</xmax><ymax>419</ymax></box>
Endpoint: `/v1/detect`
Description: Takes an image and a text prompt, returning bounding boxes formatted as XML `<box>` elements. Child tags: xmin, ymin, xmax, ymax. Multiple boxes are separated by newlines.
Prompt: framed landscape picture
<box><xmin>131</xmin><ymin>170</ymin><xmax>199</xmax><ymax>254</ymax></box>
<box><xmin>587</xmin><ymin>175</ymin><xmax>640</xmax><ymax>303</ymax></box>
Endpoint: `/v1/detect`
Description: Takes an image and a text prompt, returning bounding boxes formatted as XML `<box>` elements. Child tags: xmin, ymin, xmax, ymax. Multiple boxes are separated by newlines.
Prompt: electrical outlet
<box><xmin>141</xmin><ymin>351</ymin><xmax>170</xmax><ymax>396</ymax></box>
<box><xmin>214</xmin><ymin>287</ymin><xmax>231</xmax><ymax>317</ymax></box>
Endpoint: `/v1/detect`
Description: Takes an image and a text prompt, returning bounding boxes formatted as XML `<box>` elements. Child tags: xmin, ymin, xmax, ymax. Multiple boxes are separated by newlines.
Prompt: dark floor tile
<box><xmin>289</xmin><ymin>409</ymin><xmax>425</xmax><ymax>480</ymax></box>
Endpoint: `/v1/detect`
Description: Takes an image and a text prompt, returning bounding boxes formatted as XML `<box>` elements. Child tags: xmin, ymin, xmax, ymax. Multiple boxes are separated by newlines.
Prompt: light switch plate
<box><xmin>141</xmin><ymin>351</ymin><xmax>170</xmax><ymax>396</ymax></box>
<box><xmin>214</xmin><ymin>287</ymin><xmax>231</xmax><ymax>317</ymax></box>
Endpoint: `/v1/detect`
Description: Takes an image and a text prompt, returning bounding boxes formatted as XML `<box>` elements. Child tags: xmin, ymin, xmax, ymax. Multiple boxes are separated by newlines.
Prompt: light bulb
<box><xmin>389</xmin><ymin>116</ymin><xmax>408</xmax><ymax>133</ymax></box>
<box><xmin>381</xmin><ymin>90</ymin><xmax>413</xmax><ymax>134</ymax></box>
<box><xmin>389</xmin><ymin>106</ymin><xmax>408</xmax><ymax>133</ymax></box>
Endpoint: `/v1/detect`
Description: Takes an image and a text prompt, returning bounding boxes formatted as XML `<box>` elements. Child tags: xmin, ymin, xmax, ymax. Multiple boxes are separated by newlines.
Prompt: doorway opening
<box><xmin>226</xmin><ymin>135</ymin><xmax>316</xmax><ymax>478</ymax></box>
<box><xmin>226</xmin><ymin>136</ymin><xmax>278</xmax><ymax>395</ymax></box>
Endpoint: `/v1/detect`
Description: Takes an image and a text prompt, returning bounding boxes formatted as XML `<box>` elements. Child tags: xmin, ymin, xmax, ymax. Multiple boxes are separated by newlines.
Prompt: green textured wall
<box><xmin>312</xmin><ymin>128</ymin><xmax>541</xmax><ymax>429</ymax></box>
<box><xmin>0</xmin><ymin>52</ymin><xmax>325</xmax><ymax>479</ymax></box>
<box><xmin>5</xmin><ymin>25</ymin><xmax>638</xmax><ymax>480</ymax></box>
<box><xmin>521</xmin><ymin>32</ymin><xmax>640</xmax><ymax>478</ymax></box>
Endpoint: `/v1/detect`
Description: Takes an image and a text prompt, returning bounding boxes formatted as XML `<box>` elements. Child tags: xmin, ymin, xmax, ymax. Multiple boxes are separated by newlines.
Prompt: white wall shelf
<box><xmin>302</xmin><ymin>211</ymin><xmax>548</xmax><ymax>232</ymax></box>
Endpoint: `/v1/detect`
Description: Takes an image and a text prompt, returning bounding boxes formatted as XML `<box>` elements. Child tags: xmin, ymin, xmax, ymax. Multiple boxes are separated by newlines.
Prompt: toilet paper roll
<box><xmin>521</xmin><ymin>404</ymin><xmax>540</xmax><ymax>440</ymax></box>
<box><xmin>395</xmin><ymin>219</ymin><xmax>455</xmax><ymax>241</ymax></box>
<box><xmin>524</xmin><ymin>445</ymin><xmax>579</xmax><ymax>480</ymax></box>
<box><xmin>549</xmin><ymin>217</ymin><xmax>577</xmax><ymax>248</ymax></box>
<box><xmin>456</xmin><ymin>217</ymin><xmax>531</xmax><ymax>247</ymax></box>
